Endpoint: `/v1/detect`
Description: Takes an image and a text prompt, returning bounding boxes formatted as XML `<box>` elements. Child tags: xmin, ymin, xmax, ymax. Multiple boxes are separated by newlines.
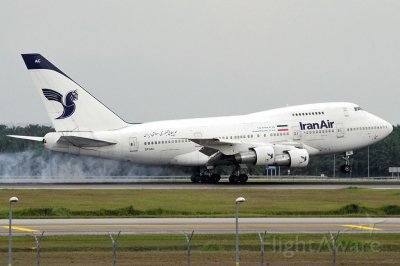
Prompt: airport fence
<box><xmin>0</xmin><ymin>231</ymin><xmax>399</xmax><ymax>265</ymax></box>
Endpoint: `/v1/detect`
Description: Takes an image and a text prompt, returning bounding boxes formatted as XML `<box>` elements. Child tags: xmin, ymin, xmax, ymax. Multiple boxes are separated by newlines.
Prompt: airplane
<box><xmin>9</xmin><ymin>53</ymin><xmax>393</xmax><ymax>183</ymax></box>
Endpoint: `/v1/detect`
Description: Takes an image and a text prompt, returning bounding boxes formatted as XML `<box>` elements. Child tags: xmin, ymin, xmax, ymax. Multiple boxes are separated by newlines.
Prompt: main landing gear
<box><xmin>190</xmin><ymin>165</ymin><xmax>249</xmax><ymax>184</ymax></box>
<box><xmin>190</xmin><ymin>168</ymin><xmax>221</xmax><ymax>184</ymax></box>
<box><xmin>340</xmin><ymin>151</ymin><xmax>353</xmax><ymax>174</ymax></box>
<box><xmin>228</xmin><ymin>165</ymin><xmax>248</xmax><ymax>184</ymax></box>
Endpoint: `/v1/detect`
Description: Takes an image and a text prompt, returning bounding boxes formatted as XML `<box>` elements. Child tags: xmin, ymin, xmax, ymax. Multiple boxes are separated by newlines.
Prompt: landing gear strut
<box><xmin>229</xmin><ymin>164</ymin><xmax>249</xmax><ymax>184</ymax></box>
<box><xmin>340</xmin><ymin>151</ymin><xmax>353</xmax><ymax>174</ymax></box>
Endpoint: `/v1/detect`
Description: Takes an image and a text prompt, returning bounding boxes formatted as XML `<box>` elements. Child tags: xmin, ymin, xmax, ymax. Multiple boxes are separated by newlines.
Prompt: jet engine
<box><xmin>234</xmin><ymin>146</ymin><xmax>309</xmax><ymax>168</ymax></box>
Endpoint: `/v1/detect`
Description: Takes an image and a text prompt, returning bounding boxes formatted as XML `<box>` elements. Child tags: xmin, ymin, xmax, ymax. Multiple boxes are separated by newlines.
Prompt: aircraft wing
<box><xmin>57</xmin><ymin>136</ymin><xmax>116</xmax><ymax>148</ymax></box>
<box><xmin>190</xmin><ymin>138</ymin><xmax>264</xmax><ymax>155</ymax></box>
<box><xmin>190</xmin><ymin>138</ymin><xmax>319</xmax><ymax>156</ymax></box>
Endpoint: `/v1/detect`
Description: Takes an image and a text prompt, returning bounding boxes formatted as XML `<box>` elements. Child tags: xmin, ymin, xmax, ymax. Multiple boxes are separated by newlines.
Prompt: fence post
<box><xmin>108</xmin><ymin>231</ymin><xmax>121</xmax><ymax>266</ymax></box>
<box><xmin>33</xmin><ymin>231</ymin><xmax>45</xmax><ymax>266</ymax></box>
<box><xmin>258</xmin><ymin>231</ymin><xmax>267</xmax><ymax>266</ymax></box>
<box><xmin>184</xmin><ymin>230</ymin><xmax>194</xmax><ymax>266</ymax></box>
<box><xmin>329</xmin><ymin>231</ymin><xmax>340</xmax><ymax>266</ymax></box>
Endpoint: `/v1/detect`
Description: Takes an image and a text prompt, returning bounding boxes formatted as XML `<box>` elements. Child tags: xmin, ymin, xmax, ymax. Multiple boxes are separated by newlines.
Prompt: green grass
<box><xmin>1</xmin><ymin>187</ymin><xmax>400</xmax><ymax>218</ymax></box>
<box><xmin>1</xmin><ymin>233</ymin><xmax>400</xmax><ymax>252</ymax></box>
<box><xmin>1</xmin><ymin>233</ymin><xmax>400</xmax><ymax>265</ymax></box>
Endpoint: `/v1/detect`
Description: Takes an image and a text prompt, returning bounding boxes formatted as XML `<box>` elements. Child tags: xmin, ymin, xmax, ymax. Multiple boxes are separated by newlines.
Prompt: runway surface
<box><xmin>1</xmin><ymin>218</ymin><xmax>399</xmax><ymax>235</ymax></box>
<box><xmin>2</xmin><ymin>181</ymin><xmax>400</xmax><ymax>189</ymax></box>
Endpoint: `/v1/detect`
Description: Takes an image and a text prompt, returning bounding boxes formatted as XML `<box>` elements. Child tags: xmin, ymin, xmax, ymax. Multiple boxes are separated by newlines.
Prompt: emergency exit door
<box><xmin>129</xmin><ymin>137</ymin><xmax>139</xmax><ymax>152</ymax></box>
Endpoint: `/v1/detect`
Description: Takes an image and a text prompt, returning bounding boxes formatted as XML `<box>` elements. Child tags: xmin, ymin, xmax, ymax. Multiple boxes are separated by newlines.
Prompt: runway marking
<box><xmin>341</xmin><ymin>224</ymin><xmax>381</xmax><ymax>231</ymax></box>
<box><xmin>0</xmin><ymin>226</ymin><xmax>38</xmax><ymax>232</ymax></box>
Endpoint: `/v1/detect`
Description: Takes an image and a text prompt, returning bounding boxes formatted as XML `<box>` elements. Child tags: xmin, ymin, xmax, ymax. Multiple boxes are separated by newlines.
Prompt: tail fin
<box><xmin>21</xmin><ymin>54</ymin><xmax>128</xmax><ymax>132</ymax></box>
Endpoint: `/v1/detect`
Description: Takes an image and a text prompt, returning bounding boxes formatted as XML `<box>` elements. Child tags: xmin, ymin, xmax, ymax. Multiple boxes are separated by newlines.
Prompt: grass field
<box><xmin>0</xmin><ymin>187</ymin><xmax>400</xmax><ymax>218</ymax></box>
<box><xmin>1</xmin><ymin>188</ymin><xmax>399</xmax><ymax>264</ymax></box>
<box><xmin>0</xmin><ymin>233</ymin><xmax>399</xmax><ymax>265</ymax></box>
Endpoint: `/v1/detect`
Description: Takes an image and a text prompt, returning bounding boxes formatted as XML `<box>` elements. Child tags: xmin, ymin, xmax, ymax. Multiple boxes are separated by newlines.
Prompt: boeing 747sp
<box><xmin>9</xmin><ymin>54</ymin><xmax>393</xmax><ymax>183</ymax></box>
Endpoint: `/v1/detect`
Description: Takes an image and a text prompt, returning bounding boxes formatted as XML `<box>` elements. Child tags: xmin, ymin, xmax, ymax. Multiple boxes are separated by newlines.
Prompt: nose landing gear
<box><xmin>340</xmin><ymin>151</ymin><xmax>353</xmax><ymax>174</ymax></box>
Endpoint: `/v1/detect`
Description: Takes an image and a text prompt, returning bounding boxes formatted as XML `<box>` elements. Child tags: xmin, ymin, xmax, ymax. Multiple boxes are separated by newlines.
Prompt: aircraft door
<box><xmin>292</xmin><ymin>126</ymin><xmax>302</xmax><ymax>141</ymax></box>
<box><xmin>129</xmin><ymin>137</ymin><xmax>139</xmax><ymax>152</ymax></box>
<box><xmin>336</xmin><ymin>123</ymin><xmax>345</xmax><ymax>138</ymax></box>
<box><xmin>343</xmin><ymin>107</ymin><xmax>349</xmax><ymax>117</ymax></box>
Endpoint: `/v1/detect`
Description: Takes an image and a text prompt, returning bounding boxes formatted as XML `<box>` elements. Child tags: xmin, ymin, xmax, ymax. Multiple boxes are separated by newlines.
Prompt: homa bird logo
<box><xmin>42</xmin><ymin>89</ymin><xmax>78</xmax><ymax>119</ymax></box>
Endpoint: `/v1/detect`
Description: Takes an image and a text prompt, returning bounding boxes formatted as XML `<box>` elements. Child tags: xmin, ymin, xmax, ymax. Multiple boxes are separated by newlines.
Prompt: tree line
<box><xmin>0</xmin><ymin>124</ymin><xmax>399</xmax><ymax>177</ymax></box>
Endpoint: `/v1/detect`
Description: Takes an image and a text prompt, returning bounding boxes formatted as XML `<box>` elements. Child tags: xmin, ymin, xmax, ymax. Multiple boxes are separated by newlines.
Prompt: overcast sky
<box><xmin>1</xmin><ymin>1</ymin><xmax>399</xmax><ymax>125</ymax></box>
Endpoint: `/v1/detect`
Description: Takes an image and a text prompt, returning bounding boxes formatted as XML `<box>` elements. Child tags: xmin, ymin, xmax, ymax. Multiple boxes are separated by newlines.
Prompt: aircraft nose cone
<box><xmin>381</xmin><ymin>119</ymin><xmax>393</xmax><ymax>136</ymax></box>
<box><xmin>388</xmin><ymin>123</ymin><xmax>393</xmax><ymax>134</ymax></box>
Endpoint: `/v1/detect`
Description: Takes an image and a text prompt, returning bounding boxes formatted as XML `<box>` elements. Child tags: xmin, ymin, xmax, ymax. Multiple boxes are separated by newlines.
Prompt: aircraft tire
<box><xmin>200</xmin><ymin>175</ymin><xmax>208</xmax><ymax>183</ymax></box>
<box><xmin>239</xmin><ymin>174</ymin><xmax>248</xmax><ymax>183</ymax></box>
<box><xmin>190</xmin><ymin>175</ymin><xmax>201</xmax><ymax>183</ymax></box>
<box><xmin>340</xmin><ymin>164</ymin><xmax>351</xmax><ymax>173</ymax></box>
<box><xmin>211</xmin><ymin>174</ymin><xmax>221</xmax><ymax>183</ymax></box>
<box><xmin>229</xmin><ymin>175</ymin><xmax>237</xmax><ymax>184</ymax></box>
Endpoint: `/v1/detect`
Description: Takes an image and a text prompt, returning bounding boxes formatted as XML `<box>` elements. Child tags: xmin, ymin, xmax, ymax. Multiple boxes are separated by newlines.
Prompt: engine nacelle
<box><xmin>286</xmin><ymin>148</ymin><xmax>309</xmax><ymax>168</ymax></box>
<box><xmin>234</xmin><ymin>146</ymin><xmax>309</xmax><ymax>168</ymax></box>
<box><xmin>253</xmin><ymin>146</ymin><xmax>276</xmax><ymax>165</ymax></box>
<box><xmin>234</xmin><ymin>146</ymin><xmax>275</xmax><ymax>165</ymax></box>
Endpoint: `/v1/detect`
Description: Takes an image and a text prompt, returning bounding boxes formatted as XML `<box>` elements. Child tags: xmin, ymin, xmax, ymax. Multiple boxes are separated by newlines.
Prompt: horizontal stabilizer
<box><xmin>57</xmin><ymin>136</ymin><xmax>116</xmax><ymax>148</ymax></box>
<box><xmin>7</xmin><ymin>135</ymin><xmax>44</xmax><ymax>142</ymax></box>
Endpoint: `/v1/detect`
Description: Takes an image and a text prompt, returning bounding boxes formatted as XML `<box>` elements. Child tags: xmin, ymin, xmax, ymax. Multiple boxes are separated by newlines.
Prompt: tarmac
<box><xmin>0</xmin><ymin>217</ymin><xmax>399</xmax><ymax>235</ymax></box>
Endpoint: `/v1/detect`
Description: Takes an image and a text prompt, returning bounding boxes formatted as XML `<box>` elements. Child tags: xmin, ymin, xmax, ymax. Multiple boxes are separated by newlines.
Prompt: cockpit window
<box><xmin>354</xmin><ymin>106</ymin><xmax>362</xmax><ymax>111</ymax></box>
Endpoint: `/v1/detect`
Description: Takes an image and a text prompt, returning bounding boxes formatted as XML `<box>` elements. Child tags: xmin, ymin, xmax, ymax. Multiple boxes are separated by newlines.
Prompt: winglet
<box><xmin>21</xmin><ymin>53</ymin><xmax>70</xmax><ymax>79</ymax></box>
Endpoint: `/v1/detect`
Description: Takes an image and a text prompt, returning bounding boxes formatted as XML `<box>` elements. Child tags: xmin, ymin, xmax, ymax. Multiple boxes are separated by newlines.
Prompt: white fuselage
<box><xmin>43</xmin><ymin>102</ymin><xmax>393</xmax><ymax>166</ymax></box>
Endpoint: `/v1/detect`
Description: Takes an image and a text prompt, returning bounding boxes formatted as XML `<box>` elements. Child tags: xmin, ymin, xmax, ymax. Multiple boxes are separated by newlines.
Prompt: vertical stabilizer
<box><xmin>21</xmin><ymin>54</ymin><xmax>128</xmax><ymax>132</ymax></box>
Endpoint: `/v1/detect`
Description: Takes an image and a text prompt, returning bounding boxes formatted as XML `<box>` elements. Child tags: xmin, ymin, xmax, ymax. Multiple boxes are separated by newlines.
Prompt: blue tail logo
<box><xmin>42</xmin><ymin>89</ymin><xmax>78</xmax><ymax>119</ymax></box>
